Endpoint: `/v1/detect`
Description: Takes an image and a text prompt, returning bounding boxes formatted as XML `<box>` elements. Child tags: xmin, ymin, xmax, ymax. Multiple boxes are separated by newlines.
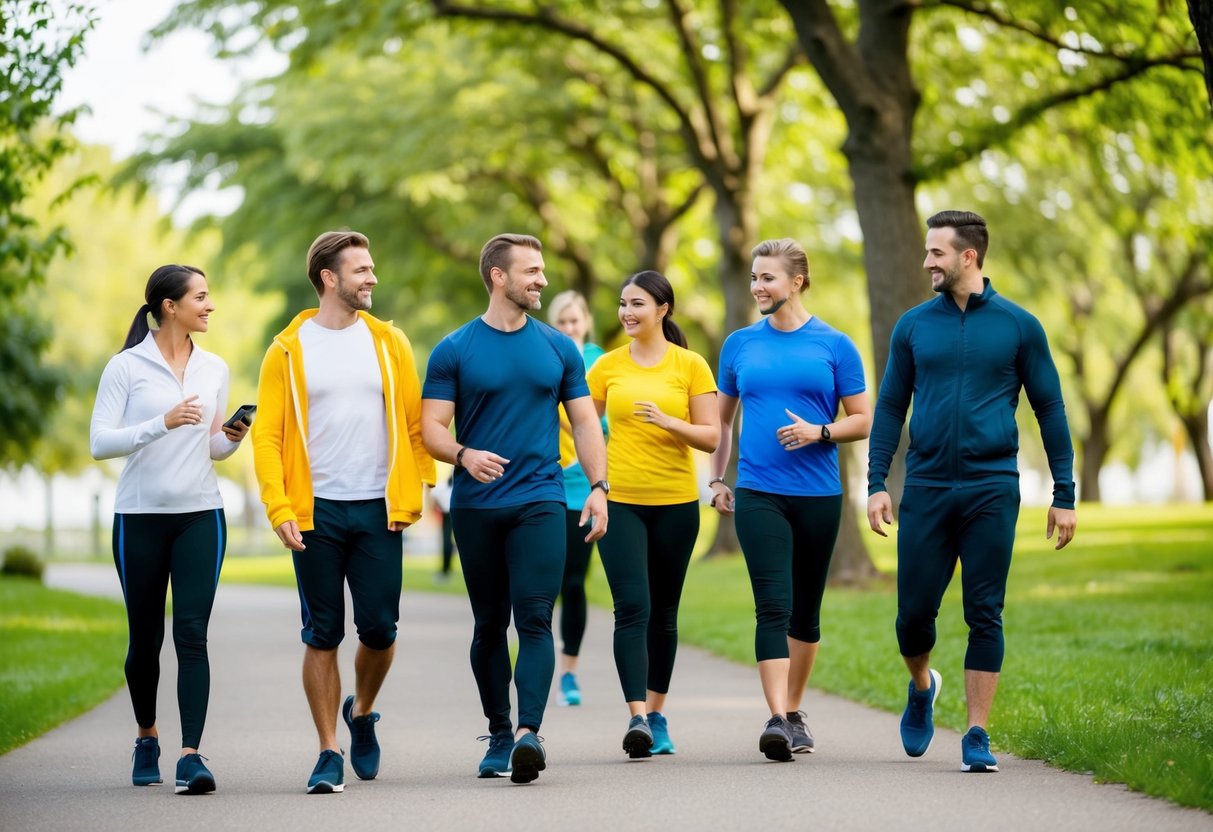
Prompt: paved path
<box><xmin>1</xmin><ymin>564</ymin><xmax>1208</xmax><ymax>831</ymax></box>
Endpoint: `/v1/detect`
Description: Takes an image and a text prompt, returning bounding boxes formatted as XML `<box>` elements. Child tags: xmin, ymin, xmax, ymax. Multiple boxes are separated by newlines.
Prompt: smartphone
<box><xmin>223</xmin><ymin>404</ymin><xmax>257</xmax><ymax>429</ymax></box>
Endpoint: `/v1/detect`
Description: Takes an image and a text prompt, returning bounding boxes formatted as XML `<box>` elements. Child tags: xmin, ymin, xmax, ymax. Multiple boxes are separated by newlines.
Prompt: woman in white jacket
<box><xmin>90</xmin><ymin>265</ymin><xmax>248</xmax><ymax>794</ymax></box>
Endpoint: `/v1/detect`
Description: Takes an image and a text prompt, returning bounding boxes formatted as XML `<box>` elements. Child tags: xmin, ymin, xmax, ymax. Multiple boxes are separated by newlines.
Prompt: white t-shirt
<box><xmin>299</xmin><ymin>318</ymin><xmax>389</xmax><ymax>500</ymax></box>
<box><xmin>90</xmin><ymin>332</ymin><xmax>238</xmax><ymax>513</ymax></box>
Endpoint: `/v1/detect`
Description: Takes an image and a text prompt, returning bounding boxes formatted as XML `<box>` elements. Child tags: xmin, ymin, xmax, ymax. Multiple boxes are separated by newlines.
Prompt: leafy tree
<box><xmin>1190</xmin><ymin>0</ymin><xmax>1213</xmax><ymax>111</ymax></box>
<box><xmin>0</xmin><ymin>0</ymin><xmax>96</xmax><ymax>467</ymax></box>
<box><xmin>1162</xmin><ymin>299</ymin><xmax>1213</xmax><ymax>500</ymax></box>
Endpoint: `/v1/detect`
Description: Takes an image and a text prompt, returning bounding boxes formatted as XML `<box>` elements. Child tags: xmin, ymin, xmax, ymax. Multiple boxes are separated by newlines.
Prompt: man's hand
<box><xmin>388</xmin><ymin>521</ymin><xmax>412</xmax><ymax>532</ymax></box>
<box><xmin>460</xmin><ymin>448</ymin><xmax>510</xmax><ymax>484</ymax></box>
<box><xmin>274</xmin><ymin>519</ymin><xmax>305</xmax><ymax>551</ymax></box>
<box><xmin>1046</xmin><ymin>506</ymin><xmax>1076</xmax><ymax>550</ymax></box>
<box><xmin>867</xmin><ymin>491</ymin><xmax>894</xmax><ymax>537</ymax></box>
<box><xmin>579</xmin><ymin>488</ymin><xmax>609</xmax><ymax>543</ymax></box>
<box><xmin>709</xmin><ymin>481</ymin><xmax>734</xmax><ymax>516</ymax></box>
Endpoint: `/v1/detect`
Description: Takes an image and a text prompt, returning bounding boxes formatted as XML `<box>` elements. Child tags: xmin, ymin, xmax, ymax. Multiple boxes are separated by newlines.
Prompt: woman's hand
<box><xmin>633</xmin><ymin>400</ymin><xmax>673</xmax><ymax>429</ymax></box>
<box><xmin>165</xmin><ymin>395</ymin><xmax>204</xmax><ymax>430</ymax></box>
<box><xmin>709</xmin><ymin>480</ymin><xmax>735</xmax><ymax>515</ymax></box>
<box><xmin>221</xmin><ymin>419</ymin><xmax>249</xmax><ymax>442</ymax></box>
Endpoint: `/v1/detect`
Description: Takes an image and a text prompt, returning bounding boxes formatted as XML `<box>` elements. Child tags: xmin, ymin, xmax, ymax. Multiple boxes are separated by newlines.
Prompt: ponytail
<box><xmin>622</xmin><ymin>270</ymin><xmax>687</xmax><ymax>348</ymax></box>
<box><xmin>119</xmin><ymin>265</ymin><xmax>206</xmax><ymax>353</ymax></box>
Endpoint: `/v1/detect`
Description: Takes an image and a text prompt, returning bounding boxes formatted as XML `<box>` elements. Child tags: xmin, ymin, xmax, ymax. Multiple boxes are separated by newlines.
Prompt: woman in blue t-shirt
<box><xmin>708</xmin><ymin>238</ymin><xmax>872</xmax><ymax>762</ymax></box>
<box><xmin>548</xmin><ymin>290</ymin><xmax>605</xmax><ymax>707</ymax></box>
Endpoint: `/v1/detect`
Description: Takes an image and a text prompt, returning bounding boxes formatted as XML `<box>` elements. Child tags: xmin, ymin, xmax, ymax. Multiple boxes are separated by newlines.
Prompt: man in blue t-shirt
<box><xmin>867</xmin><ymin>210</ymin><xmax>1077</xmax><ymax>774</ymax></box>
<box><xmin>421</xmin><ymin>233</ymin><xmax>608</xmax><ymax>785</ymax></box>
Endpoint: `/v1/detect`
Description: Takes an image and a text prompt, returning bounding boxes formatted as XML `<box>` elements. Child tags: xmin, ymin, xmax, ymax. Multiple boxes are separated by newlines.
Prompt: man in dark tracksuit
<box><xmin>866</xmin><ymin>210</ymin><xmax>1077</xmax><ymax>773</ymax></box>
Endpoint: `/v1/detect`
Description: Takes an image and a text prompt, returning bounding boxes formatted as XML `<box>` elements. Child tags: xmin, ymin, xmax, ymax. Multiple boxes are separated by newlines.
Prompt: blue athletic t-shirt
<box><xmin>423</xmin><ymin>316</ymin><xmax>590</xmax><ymax>509</ymax></box>
<box><xmin>718</xmin><ymin>316</ymin><xmax>866</xmax><ymax>496</ymax></box>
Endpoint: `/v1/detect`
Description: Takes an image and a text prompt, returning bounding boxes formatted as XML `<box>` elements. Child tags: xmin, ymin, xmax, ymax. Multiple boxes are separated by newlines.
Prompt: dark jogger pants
<box><xmin>895</xmin><ymin>483</ymin><xmax>1021</xmax><ymax>672</ymax></box>
<box><xmin>452</xmin><ymin>501</ymin><xmax>565</xmax><ymax>734</ymax></box>
<box><xmin>559</xmin><ymin>508</ymin><xmax>594</xmax><ymax>658</ymax></box>
<box><xmin>113</xmin><ymin>509</ymin><xmax>226</xmax><ymax>749</ymax></box>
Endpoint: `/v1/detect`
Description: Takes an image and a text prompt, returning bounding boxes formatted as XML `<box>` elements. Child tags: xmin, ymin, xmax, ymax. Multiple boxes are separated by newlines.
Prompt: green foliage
<box><xmin>1</xmin><ymin>546</ymin><xmax>45</xmax><ymax>581</ymax></box>
<box><xmin>0</xmin><ymin>577</ymin><xmax>126</xmax><ymax>753</ymax></box>
<box><xmin>0</xmin><ymin>1</ymin><xmax>96</xmax><ymax>467</ymax></box>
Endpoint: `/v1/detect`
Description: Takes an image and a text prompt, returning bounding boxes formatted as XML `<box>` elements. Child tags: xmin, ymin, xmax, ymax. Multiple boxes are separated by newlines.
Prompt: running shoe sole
<box><xmin>175</xmin><ymin>772</ymin><xmax>216</xmax><ymax>795</ymax></box>
<box><xmin>759</xmin><ymin>730</ymin><xmax>794</xmax><ymax>762</ymax></box>
<box><xmin>509</xmin><ymin>743</ymin><xmax>546</xmax><ymax>784</ymax></box>
<box><xmin>306</xmin><ymin>780</ymin><xmax>345</xmax><ymax>794</ymax></box>
<box><xmin>623</xmin><ymin>726</ymin><xmax>654</xmax><ymax>759</ymax></box>
<box><xmin>961</xmin><ymin>761</ymin><xmax>1000</xmax><ymax>772</ymax></box>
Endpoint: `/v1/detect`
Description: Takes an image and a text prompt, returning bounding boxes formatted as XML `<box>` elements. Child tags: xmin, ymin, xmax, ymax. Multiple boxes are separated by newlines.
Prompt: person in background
<box><xmin>709</xmin><ymin>239</ymin><xmax>871</xmax><ymax>761</ymax></box>
<box><xmin>548</xmin><ymin>290</ymin><xmax>606</xmax><ymax>707</ymax></box>
<box><xmin>587</xmin><ymin>270</ymin><xmax>718</xmax><ymax>759</ymax></box>
<box><xmin>91</xmin><ymin>264</ymin><xmax>249</xmax><ymax>794</ymax></box>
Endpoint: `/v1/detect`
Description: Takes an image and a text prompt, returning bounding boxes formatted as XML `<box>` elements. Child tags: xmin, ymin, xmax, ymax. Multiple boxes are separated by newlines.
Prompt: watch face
<box><xmin>594</xmin><ymin>480</ymin><xmax>610</xmax><ymax>493</ymax></box>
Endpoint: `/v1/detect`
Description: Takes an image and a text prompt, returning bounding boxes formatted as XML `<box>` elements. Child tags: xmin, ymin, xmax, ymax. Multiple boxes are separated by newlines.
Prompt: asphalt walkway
<box><xmin>1</xmin><ymin>563</ymin><xmax>1208</xmax><ymax>831</ymax></box>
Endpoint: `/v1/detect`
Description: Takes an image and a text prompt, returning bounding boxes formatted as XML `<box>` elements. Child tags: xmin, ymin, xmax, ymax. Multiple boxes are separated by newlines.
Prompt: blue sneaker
<box><xmin>961</xmin><ymin>726</ymin><xmax>999</xmax><ymax>772</ymax></box>
<box><xmin>306</xmin><ymin>749</ymin><xmax>345</xmax><ymax>794</ymax></box>
<box><xmin>622</xmin><ymin>714</ymin><xmax>653</xmax><ymax>759</ymax></box>
<box><xmin>342</xmin><ymin>695</ymin><xmax>381</xmax><ymax>780</ymax></box>
<box><xmin>558</xmin><ymin>672</ymin><xmax>581</xmax><ymax>707</ymax></box>
<box><xmin>477</xmin><ymin>732</ymin><xmax>514</xmax><ymax>778</ymax></box>
<box><xmin>648</xmin><ymin>712</ymin><xmax>676</xmax><ymax>755</ymax></box>
<box><xmin>174</xmin><ymin>753</ymin><xmax>216</xmax><ymax>794</ymax></box>
<box><xmin>900</xmin><ymin>669</ymin><xmax>942</xmax><ymax>757</ymax></box>
<box><xmin>131</xmin><ymin>737</ymin><xmax>162</xmax><ymax>786</ymax></box>
<box><xmin>508</xmin><ymin>732</ymin><xmax>546</xmax><ymax>784</ymax></box>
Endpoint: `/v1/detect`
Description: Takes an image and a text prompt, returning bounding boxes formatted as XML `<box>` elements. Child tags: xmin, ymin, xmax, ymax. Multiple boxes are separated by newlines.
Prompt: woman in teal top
<box><xmin>549</xmin><ymin>290</ymin><xmax>605</xmax><ymax>707</ymax></box>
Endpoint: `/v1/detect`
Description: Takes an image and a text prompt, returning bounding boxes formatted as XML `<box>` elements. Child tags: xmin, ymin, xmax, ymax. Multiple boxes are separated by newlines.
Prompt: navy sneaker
<box><xmin>648</xmin><ymin>711</ymin><xmax>676</xmax><ymax>755</ymax></box>
<box><xmin>174</xmin><ymin>753</ymin><xmax>216</xmax><ymax>795</ymax></box>
<box><xmin>759</xmin><ymin>716</ymin><xmax>794</xmax><ymax>762</ymax></box>
<box><xmin>131</xmin><ymin>737</ymin><xmax>162</xmax><ymax>786</ymax></box>
<box><xmin>961</xmin><ymin>726</ymin><xmax>999</xmax><ymax>772</ymax></box>
<box><xmin>900</xmin><ymin>669</ymin><xmax>942</xmax><ymax>757</ymax></box>
<box><xmin>508</xmin><ymin>732</ymin><xmax>546</xmax><ymax>784</ymax></box>
<box><xmin>622</xmin><ymin>714</ymin><xmax>653</xmax><ymax>759</ymax></box>
<box><xmin>342</xmin><ymin>695</ymin><xmax>381</xmax><ymax>780</ymax></box>
<box><xmin>477</xmin><ymin>732</ymin><xmax>514</xmax><ymax>778</ymax></box>
<box><xmin>786</xmin><ymin>710</ymin><xmax>815</xmax><ymax>753</ymax></box>
<box><xmin>558</xmin><ymin>672</ymin><xmax>581</xmax><ymax>707</ymax></box>
<box><xmin>306</xmin><ymin>749</ymin><xmax>345</xmax><ymax>794</ymax></box>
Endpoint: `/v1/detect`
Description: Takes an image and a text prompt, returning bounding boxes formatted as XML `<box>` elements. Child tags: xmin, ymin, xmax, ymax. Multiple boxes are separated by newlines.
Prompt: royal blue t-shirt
<box><xmin>423</xmin><ymin>316</ymin><xmax>590</xmax><ymax>509</ymax></box>
<box><xmin>718</xmin><ymin>316</ymin><xmax>866</xmax><ymax>496</ymax></box>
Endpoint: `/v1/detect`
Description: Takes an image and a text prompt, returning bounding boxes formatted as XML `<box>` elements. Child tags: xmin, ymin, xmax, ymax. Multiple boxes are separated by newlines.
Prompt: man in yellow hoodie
<box><xmin>253</xmin><ymin>230</ymin><xmax>434</xmax><ymax>794</ymax></box>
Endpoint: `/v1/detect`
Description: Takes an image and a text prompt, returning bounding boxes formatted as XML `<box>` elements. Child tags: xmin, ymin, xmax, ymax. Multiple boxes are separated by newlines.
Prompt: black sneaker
<box><xmin>786</xmin><ymin>711</ymin><xmax>815</xmax><ymax>753</ymax></box>
<box><xmin>508</xmin><ymin>732</ymin><xmax>546</xmax><ymax>784</ymax></box>
<box><xmin>342</xmin><ymin>695</ymin><xmax>381</xmax><ymax>780</ymax></box>
<box><xmin>131</xmin><ymin>737</ymin><xmax>162</xmax><ymax>786</ymax></box>
<box><xmin>622</xmin><ymin>715</ymin><xmax>653</xmax><ymax>759</ymax></box>
<box><xmin>759</xmin><ymin>716</ymin><xmax>794</xmax><ymax>762</ymax></box>
<box><xmin>174</xmin><ymin>753</ymin><xmax>216</xmax><ymax>795</ymax></box>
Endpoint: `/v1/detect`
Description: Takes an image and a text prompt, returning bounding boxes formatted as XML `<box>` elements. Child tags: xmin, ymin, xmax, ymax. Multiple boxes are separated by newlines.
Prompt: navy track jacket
<box><xmin>867</xmin><ymin>279</ymin><xmax>1076</xmax><ymax>509</ymax></box>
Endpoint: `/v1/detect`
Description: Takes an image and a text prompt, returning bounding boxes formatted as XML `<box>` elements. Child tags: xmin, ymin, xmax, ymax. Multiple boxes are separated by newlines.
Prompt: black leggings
<box><xmin>734</xmin><ymin>489</ymin><xmax>841</xmax><ymax>662</ymax></box>
<box><xmin>452</xmin><ymin>501</ymin><xmax>565</xmax><ymax>734</ymax></box>
<box><xmin>596</xmin><ymin>501</ymin><xmax>699</xmax><ymax>702</ymax></box>
<box><xmin>113</xmin><ymin>509</ymin><xmax>226</xmax><ymax>749</ymax></box>
<box><xmin>559</xmin><ymin>509</ymin><xmax>594</xmax><ymax>658</ymax></box>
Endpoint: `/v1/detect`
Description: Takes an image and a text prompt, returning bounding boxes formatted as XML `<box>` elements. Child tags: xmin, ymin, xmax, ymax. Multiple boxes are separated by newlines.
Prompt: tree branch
<box><xmin>431</xmin><ymin>0</ymin><xmax>716</xmax><ymax>171</ymax></box>
<box><xmin>758</xmin><ymin>45</ymin><xmax>805</xmax><ymax>99</ymax></box>
<box><xmin>665</xmin><ymin>0</ymin><xmax>734</xmax><ymax>167</ymax></box>
<box><xmin>778</xmin><ymin>0</ymin><xmax>871</xmax><ymax>116</ymax></box>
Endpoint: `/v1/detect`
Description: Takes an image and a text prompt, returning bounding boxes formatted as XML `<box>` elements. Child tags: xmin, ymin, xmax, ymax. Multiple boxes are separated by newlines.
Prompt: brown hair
<box><xmin>926</xmin><ymin>210</ymin><xmax>989</xmax><ymax>268</ymax></box>
<box><xmin>121</xmin><ymin>265</ymin><xmax>206</xmax><ymax>352</ymax></box>
<box><xmin>306</xmin><ymin>230</ymin><xmax>370</xmax><ymax>296</ymax></box>
<box><xmin>751</xmin><ymin>238</ymin><xmax>810</xmax><ymax>292</ymax></box>
<box><xmin>621</xmin><ymin>270</ymin><xmax>687</xmax><ymax>348</ymax></box>
<box><xmin>478</xmin><ymin>233</ymin><xmax>542</xmax><ymax>293</ymax></box>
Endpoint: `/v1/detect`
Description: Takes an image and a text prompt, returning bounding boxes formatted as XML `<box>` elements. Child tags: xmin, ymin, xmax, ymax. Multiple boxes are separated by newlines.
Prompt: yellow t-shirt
<box><xmin>586</xmin><ymin>343</ymin><xmax>716</xmax><ymax>505</ymax></box>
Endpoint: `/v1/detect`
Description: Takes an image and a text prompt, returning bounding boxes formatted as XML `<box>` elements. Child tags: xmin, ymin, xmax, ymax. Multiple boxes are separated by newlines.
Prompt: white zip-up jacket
<box><xmin>90</xmin><ymin>332</ymin><xmax>239</xmax><ymax>513</ymax></box>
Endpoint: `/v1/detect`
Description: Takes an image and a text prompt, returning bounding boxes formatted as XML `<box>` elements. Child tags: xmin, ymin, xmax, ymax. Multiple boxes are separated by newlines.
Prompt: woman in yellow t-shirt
<box><xmin>586</xmin><ymin>270</ymin><xmax>718</xmax><ymax>759</ymax></box>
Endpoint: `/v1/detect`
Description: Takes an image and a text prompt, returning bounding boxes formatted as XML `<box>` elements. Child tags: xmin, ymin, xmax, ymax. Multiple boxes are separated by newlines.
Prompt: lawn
<box><xmin>0</xmin><ymin>578</ymin><xmax>128</xmax><ymax>754</ymax></box>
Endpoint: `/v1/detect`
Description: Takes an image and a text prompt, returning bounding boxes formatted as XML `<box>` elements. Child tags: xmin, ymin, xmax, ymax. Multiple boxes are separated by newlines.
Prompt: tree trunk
<box><xmin>43</xmin><ymin>472</ymin><xmax>55</xmax><ymax>558</ymax></box>
<box><xmin>1189</xmin><ymin>0</ymin><xmax>1213</xmax><ymax>114</ymax></box>
<box><xmin>828</xmin><ymin>446</ymin><xmax>881</xmax><ymax>585</ymax></box>
<box><xmin>1080</xmin><ymin>407</ymin><xmax>1110</xmax><ymax>503</ymax></box>
<box><xmin>1181</xmin><ymin>409</ymin><xmax>1213</xmax><ymax>501</ymax></box>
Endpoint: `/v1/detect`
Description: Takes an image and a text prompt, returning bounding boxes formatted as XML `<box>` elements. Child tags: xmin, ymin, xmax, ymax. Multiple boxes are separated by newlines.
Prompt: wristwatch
<box><xmin>591</xmin><ymin>480</ymin><xmax>610</xmax><ymax>495</ymax></box>
<box><xmin>820</xmin><ymin>424</ymin><xmax>833</xmax><ymax>443</ymax></box>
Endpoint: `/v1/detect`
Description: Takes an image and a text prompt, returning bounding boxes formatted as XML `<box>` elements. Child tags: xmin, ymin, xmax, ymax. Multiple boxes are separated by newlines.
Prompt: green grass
<box><xmin>217</xmin><ymin>504</ymin><xmax>1213</xmax><ymax>810</ymax></box>
<box><xmin>0</xmin><ymin>578</ymin><xmax>128</xmax><ymax>754</ymax></box>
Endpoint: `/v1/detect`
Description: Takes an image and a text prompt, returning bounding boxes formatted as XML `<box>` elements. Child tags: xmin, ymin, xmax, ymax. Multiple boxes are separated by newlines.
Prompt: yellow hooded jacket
<box><xmin>253</xmin><ymin>310</ymin><xmax>436</xmax><ymax>532</ymax></box>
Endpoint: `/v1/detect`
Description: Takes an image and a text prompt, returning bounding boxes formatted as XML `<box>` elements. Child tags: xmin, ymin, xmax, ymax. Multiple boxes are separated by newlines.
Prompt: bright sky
<box><xmin>58</xmin><ymin>0</ymin><xmax>284</xmax><ymax>218</ymax></box>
